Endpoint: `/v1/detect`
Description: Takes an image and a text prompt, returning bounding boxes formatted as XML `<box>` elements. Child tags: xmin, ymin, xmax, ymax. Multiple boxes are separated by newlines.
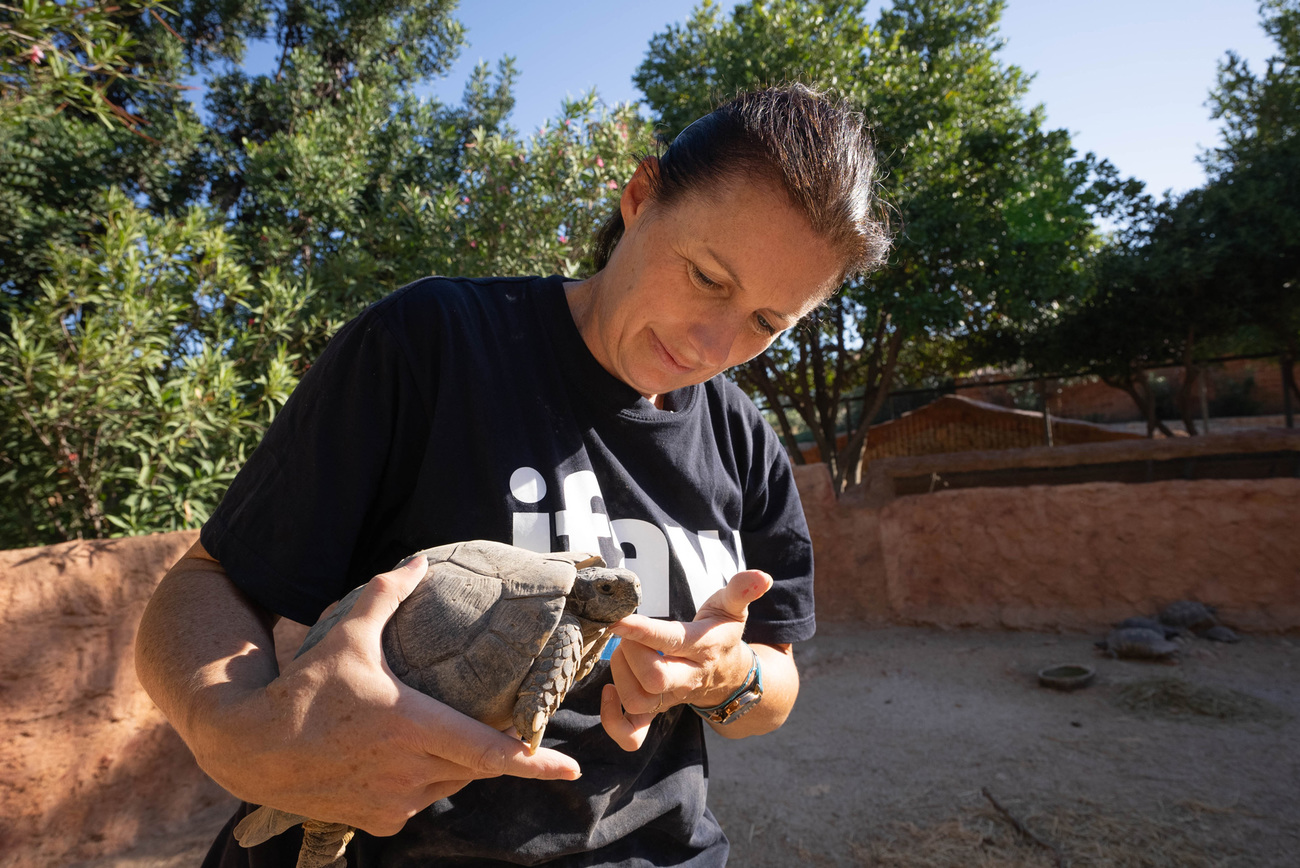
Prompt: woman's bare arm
<box><xmin>135</xmin><ymin>541</ymin><xmax>581</xmax><ymax>836</ymax></box>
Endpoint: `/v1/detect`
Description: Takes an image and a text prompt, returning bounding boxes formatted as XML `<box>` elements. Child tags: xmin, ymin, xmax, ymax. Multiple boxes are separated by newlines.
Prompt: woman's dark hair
<box><xmin>590</xmin><ymin>83</ymin><xmax>891</xmax><ymax>282</ymax></box>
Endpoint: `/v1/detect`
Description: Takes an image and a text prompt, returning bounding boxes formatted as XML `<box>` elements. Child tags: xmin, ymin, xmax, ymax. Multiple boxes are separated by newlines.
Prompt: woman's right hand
<box><xmin>137</xmin><ymin>547</ymin><xmax>581</xmax><ymax>838</ymax></box>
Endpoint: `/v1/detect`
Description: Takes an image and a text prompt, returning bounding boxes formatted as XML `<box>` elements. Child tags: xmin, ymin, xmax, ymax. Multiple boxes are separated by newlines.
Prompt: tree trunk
<box><xmin>1281</xmin><ymin>346</ymin><xmax>1297</xmax><ymax>429</ymax></box>
<box><xmin>1040</xmin><ymin>379</ymin><xmax>1054</xmax><ymax>446</ymax></box>
<box><xmin>771</xmin><ymin>404</ymin><xmax>805</xmax><ymax>464</ymax></box>
<box><xmin>1176</xmin><ymin>327</ymin><xmax>1199</xmax><ymax>435</ymax></box>
<box><xmin>1108</xmin><ymin>372</ymin><xmax>1175</xmax><ymax>439</ymax></box>
<box><xmin>1178</xmin><ymin>367</ymin><xmax>1201</xmax><ymax>435</ymax></box>
<box><xmin>739</xmin><ymin>359</ymin><xmax>806</xmax><ymax>464</ymax></box>
<box><xmin>834</xmin><ymin>331</ymin><xmax>904</xmax><ymax>492</ymax></box>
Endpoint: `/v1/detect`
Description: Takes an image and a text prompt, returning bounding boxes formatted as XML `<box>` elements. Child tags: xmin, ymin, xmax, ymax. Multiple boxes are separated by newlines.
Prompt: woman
<box><xmin>135</xmin><ymin>83</ymin><xmax>890</xmax><ymax>867</ymax></box>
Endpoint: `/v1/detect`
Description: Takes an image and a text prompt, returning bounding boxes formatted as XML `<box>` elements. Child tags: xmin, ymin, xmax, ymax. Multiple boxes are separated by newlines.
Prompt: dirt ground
<box><xmin>77</xmin><ymin>625</ymin><xmax>1300</xmax><ymax>868</ymax></box>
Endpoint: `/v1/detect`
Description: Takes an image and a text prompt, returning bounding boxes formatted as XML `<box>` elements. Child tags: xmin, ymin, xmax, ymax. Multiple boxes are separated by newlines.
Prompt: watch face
<box><xmin>709</xmin><ymin>679</ymin><xmax>763</xmax><ymax>724</ymax></box>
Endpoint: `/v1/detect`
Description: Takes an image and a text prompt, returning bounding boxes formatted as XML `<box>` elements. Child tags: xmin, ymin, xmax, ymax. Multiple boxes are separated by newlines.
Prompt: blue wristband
<box><xmin>690</xmin><ymin>646</ymin><xmax>763</xmax><ymax>724</ymax></box>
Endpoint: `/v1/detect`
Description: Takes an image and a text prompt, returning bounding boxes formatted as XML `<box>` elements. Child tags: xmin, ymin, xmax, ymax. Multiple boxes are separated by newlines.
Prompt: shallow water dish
<box><xmin>1038</xmin><ymin>664</ymin><xmax>1096</xmax><ymax>691</ymax></box>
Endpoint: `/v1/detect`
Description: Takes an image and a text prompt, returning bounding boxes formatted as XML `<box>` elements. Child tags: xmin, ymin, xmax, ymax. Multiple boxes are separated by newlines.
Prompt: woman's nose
<box><xmin>689</xmin><ymin>317</ymin><xmax>739</xmax><ymax>368</ymax></box>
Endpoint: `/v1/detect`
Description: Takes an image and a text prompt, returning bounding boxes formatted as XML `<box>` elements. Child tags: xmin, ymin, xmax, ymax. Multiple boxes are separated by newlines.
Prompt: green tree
<box><xmin>194</xmin><ymin>0</ymin><xmax>649</xmax><ymax>360</ymax></box>
<box><xmin>0</xmin><ymin>190</ymin><xmax>305</xmax><ymax>546</ymax></box>
<box><xmin>1</xmin><ymin>0</ymin><xmax>223</xmax><ymax>316</ymax></box>
<box><xmin>1024</xmin><ymin>0</ymin><xmax>1300</xmax><ymax>436</ymax></box>
<box><xmin>1202</xmin><ymin>0</ymin><xmax>1300</xmax><ymax>422</ymax></box>
<box><xmin>0</xmin><ymin>0</ymin><xmax>654</xmax><ymax>546</ymax></box>
<box><xmin>637</xmin><ymin>0</ymin><xmax>1102</xmax><ymax>490</ymax></box>
<box><xmin>1019</xmin><ymin>236</ymin><xmax>1183</xmax><ymax>438</ymax></box>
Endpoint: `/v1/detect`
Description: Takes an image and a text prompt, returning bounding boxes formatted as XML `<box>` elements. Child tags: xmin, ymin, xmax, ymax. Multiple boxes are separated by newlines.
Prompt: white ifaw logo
<box><xmin>507</xmin><ymin>466</ymin><xmax>744</xmax><ymax>617</ymax></box>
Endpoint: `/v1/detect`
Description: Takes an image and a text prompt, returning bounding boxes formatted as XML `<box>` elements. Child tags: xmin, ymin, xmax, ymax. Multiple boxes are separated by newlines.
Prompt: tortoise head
<box><xmin>568</xmin><ymin>566</ymin><xmax>641</xmax><ymax>623</ymax></box>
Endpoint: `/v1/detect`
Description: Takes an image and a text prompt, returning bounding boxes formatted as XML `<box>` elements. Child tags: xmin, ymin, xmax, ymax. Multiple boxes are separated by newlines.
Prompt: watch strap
<box><xmin>690</xmin><ymin>646</ymin><xmax>763</xmax><ymax>725</ymax></box>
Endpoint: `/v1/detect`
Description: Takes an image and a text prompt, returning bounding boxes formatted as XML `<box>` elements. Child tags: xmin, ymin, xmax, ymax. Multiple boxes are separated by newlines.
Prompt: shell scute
<box><xmin>437</xmin><ymin>542</ymin><xmax>577</xmax><ymax>598</ymax></box>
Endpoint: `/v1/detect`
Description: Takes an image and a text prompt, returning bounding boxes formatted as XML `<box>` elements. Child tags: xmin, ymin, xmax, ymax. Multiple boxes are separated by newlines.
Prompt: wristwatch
<box><xmin>690</xmin><ymin>646</ymin><xmax>763</xmax><ymax>725</ymax></box>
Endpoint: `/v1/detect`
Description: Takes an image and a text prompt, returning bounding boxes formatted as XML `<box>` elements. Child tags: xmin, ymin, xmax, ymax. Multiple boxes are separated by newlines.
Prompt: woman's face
<box><xmin>568</xmin><ymin>165</ymin><xmax>843</xmax><ymax>405</ymax></box>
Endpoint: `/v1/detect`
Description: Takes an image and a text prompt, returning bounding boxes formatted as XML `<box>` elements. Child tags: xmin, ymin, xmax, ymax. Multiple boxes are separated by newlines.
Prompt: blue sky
<box><xmin>420</xmin><ymin>0</ymin><xmax>1275</xmax><ymax>199</ymax></box>
<box><xmin>226</xmin><ymin>0</ymin><xmax>1276</xmax><ymax>200</ymax></box>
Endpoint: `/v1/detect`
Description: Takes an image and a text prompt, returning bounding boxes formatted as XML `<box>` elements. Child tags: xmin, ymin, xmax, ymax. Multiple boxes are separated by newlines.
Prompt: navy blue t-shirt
<box><xmin>200</xmin><ymin>275</ymin><xmax>816</xmax><ymax>867</ymax></box>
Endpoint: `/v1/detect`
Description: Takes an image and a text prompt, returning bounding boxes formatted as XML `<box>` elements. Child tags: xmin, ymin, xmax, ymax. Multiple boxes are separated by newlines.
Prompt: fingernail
<box><xmin>397</xmin><ymin>554</ymin><xmax>426</xmax><ymax>570</ymax></box>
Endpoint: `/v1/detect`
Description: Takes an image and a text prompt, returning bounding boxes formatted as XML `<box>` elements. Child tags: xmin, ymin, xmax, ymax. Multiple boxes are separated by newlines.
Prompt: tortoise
<box><xmin>233</xmin><ymin>540</ymin><xmax>642</xmax><ymax>868</ymax></box>
<box><xmin>1114</xmin><ymin>616</ymin><xmax>1180</xmax><ymax>639</ymax></box>
<box><xmin>1158</xmin><ymin>600</ymin><xmax>1218</xmax><ymax>632</ymax></box>
<box><xmin>1197</xmin><ymin>624</ymin><xmax>1242</xmax><ymax>643</ymax></box>
<box><xmin>1096</xmin><ymin>627</ymin><xmax>1180</xmax><ymax>660</ymax></box>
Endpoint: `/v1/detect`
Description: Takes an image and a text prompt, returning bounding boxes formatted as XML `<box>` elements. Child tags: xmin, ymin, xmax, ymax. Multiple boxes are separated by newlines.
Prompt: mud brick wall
<box><xmin>0</xmin><ymin>536</ymin><xmax>311</xmax><ymax>867</ymax></box>
<box><xmin>799</xmin><ymin>395</ymin><xmax>1141</xmax><ymax>466</ymax></box>
<box><xmin>0</xmin><ymin>531</ymin><xmax>225</xmax><ymax>867</ymax></box>
<box><xmin>859</xmin><ymin>395</ymin><xmax>1141</xmax><ymax>467</ymax></box>
<box><xmin>800</xmin><ymin>438</ymin><xmax>1300</xmax><ymax>632</ymax></box>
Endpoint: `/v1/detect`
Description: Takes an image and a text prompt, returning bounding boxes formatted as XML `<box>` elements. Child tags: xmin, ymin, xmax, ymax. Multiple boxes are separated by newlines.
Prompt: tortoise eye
<box><xmin>599</xmin><ymin>582</ymin><xmax>613</xmax><ymax>594</ymax></box>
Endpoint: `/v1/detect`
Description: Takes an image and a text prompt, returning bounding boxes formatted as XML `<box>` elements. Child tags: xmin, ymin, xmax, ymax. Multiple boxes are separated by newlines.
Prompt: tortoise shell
<box><xmin>299</xmin><ymin>540</ymin><xmax>639</xmax><ymax>730</ymax></box>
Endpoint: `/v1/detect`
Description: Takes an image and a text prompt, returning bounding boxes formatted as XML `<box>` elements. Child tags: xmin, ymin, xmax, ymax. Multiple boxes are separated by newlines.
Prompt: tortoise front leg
<box><xmin>513</xmin><ymin>615</ymin><xmax>584</xmax><ymax>753</ymax></box>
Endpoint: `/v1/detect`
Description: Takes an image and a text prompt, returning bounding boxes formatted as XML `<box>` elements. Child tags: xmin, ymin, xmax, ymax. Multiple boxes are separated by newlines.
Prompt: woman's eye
<box><xmin>689</xmin><ymin>262</ymin><xmax>719</xmax><ymax>288</ymax></box>
<box><xmin>756</xmin><ymin>314</ymin><xmax>776</xmax><ymax>336</ymax></box>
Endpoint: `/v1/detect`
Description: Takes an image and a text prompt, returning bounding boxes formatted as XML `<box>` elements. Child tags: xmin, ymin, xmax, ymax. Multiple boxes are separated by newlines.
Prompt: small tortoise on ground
<box><xmin>1096</xmin><ymin>627</ymin><xmax>1180</xmax><ymax>660</ymax></box>
<box><xmin>1114</xmin><ymin>616</ymin><xmax>1180</xmax><ymax>639</ymax></box>
<box><xmin>1197</xmin><ymin>624</ymin><xmax>1242</xmax><ymax>643</ymax></box>
<box><xmin>234</xmin><ymin>540</ymin><xmax>641</xmax><ymax>868</ymax></box>
<box><xmin>1158</xmin><ymin>600</ymin><xmax>1218</xmax><ymax>632</ymax></box>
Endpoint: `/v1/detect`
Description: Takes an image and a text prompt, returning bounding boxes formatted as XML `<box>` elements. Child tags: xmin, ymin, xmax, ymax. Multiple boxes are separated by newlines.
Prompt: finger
<box><xmin>600</xmin><ymin>683</ymin><xmax>653</xmax><ymax>752</ymax></box>
<box><xmin>695</xmin><ymin>569</ymin><xmax>773</xmax><ymax>623</ymax></box>
<box><xmin>341</xmin><ymin>555</ymin><xmax>429</xmax><ymax>632</ymax></box>
<box><xmin>610</xmin><ymin>613</ymin><xmax>694</xmax><ymax>655</ymax></box>
<box><xmin>608</xmin><ymin>642</ymin><xmax>661</xmax><ymax>713</ymax></box>
<box><xmin>616</xmin><ymin>635</ymin><xmax>699</xmax><ymax>697</ymax></box>
<box><xmin>407</xmin><ymin>698</ymin><xmax>581</xmax><ymax>781</ymax></box>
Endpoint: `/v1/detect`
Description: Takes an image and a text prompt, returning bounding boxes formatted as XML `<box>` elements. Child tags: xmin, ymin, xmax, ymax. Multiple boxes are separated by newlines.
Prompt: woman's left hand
<box><xmin>599</xmin><ymin>569</ymin><xmax>773</xmax><ymax>751</ymax></box>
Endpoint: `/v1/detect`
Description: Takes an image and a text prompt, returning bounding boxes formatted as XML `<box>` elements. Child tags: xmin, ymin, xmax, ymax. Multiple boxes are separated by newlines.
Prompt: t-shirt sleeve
<box><xmin>200</xmin><ymin>292</ymin><xmax>433</xmax><ymax>625</ymax></box>
<box><xmin>735</xmin><ymin>410</ymin><xmax>816</xmax><ymax>647</ymax></box>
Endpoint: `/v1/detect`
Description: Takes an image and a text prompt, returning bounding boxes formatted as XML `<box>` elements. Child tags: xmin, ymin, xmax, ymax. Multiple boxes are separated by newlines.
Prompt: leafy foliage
<box><xmin>1</xmin><ymin>0</ymin><xmax>213</xmax><ymax>318</ymax></box>
<box><xmin>1202</xmin><ymin>0</ymin><xmax>1300</xmax><ymax>411</ymax></box>
<box><xmin>1</xmin><ymin>0</ymin><xmax>176</xmax><ymax>129</ymax></box>
<box><xmin>0</xmin><ymin>191</ymin><xmax>305</xmax><ymax>546</ymax></box>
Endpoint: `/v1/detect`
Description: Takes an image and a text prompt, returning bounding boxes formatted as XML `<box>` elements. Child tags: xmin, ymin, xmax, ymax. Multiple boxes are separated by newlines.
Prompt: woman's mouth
<box><xmin>648</xmin><ymin>329</ymin><xmax>692</xmax><ymax>374</ymax></box>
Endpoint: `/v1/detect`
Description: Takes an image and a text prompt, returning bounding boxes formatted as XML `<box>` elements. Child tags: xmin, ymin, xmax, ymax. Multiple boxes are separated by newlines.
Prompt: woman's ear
<box><xmin>619</xmin><ymin>157</ymin><xmax>658</xmax><ymax>229</ymax></box>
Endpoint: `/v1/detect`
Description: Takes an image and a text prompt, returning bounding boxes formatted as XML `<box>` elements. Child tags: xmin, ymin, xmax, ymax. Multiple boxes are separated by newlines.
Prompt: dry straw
<box><xmin>1112</xmin><ymin>677</ymin><xmax>1290</xmax><ymax>724</ymax></box>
